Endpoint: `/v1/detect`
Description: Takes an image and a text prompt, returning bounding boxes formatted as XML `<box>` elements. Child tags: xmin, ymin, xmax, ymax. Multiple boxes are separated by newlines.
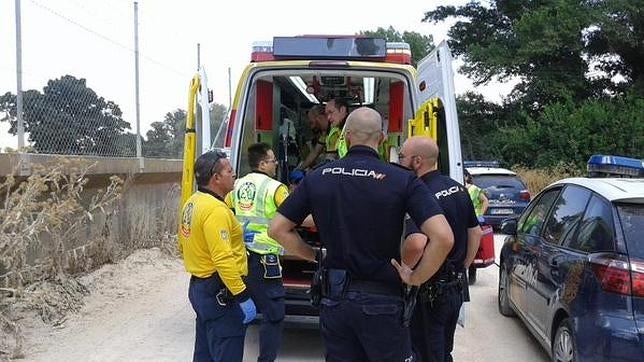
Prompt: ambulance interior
<box><xmin>237</xmin><ymin>70</ymin><xmax>427</xmax><ymax>178</ymax></box>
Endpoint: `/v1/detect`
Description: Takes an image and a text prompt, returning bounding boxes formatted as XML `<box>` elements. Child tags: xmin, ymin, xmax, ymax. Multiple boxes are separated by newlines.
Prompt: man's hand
<box><xmin>391</xmin><ymin>258</ymin><xmax>418</xmax><ymax>286</ymax></box>
<box><xmin>242</xmin><ymin>221</ymin><xmax>259</xmax><ymax>243</ymax></box>
<box><xmin>239</xmin><ymin>297</ymin><xmax>257</xmax><ymax>324</ymax></box>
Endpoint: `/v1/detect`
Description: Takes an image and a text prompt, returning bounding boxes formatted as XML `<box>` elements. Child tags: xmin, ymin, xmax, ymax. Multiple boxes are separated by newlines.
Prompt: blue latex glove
<box><xmin>289</xmin><ymin>168</ymin><xmax>305</xmax><ymax>185</ymax></box>
<box><xmin>242</xmin><ymin>221</ymin><xmax>259</xmax><ymax>244</ymax></box>
<box><xmin>239</xmin><ymin>297</ymin><xmax>257</xmax><ymax>324</ymax></box>
<box><xmin>477</xmin><ymin>216</ymin><xmax>486</xmax><ymax>225</ymax></box>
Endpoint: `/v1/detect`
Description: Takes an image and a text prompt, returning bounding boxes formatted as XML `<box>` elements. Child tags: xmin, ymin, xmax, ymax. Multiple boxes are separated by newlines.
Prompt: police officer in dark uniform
<box><xmin>268</xmin><ymin>107</ymin><xmax>454</xmax><ymax>362</ymax></box>
<box><xmin>399</xmin><ymin>136</ymin><xmax>482</xmax><ymax>362</ymax></box>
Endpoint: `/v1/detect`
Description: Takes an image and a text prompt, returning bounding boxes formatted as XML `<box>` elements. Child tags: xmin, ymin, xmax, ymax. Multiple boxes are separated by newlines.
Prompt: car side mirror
<box><xmin>500</xmin><ymin>218</ymin><xmax>518</xmax><ymax>235</ymax></box>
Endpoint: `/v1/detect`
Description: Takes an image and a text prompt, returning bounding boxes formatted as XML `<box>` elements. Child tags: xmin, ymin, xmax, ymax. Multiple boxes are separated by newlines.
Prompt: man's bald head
<box><xmin>399</xmin><ymin>136</ymin><xmax>439</xmax><ymax>175</ymax></box>
<box><xmin>344</xmin><ymin>107</ymin><xmax>384</xmax><ymax>149</ymax></box>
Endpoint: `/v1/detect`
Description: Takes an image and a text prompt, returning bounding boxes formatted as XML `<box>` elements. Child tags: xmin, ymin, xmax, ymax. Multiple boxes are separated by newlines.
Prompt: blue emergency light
<box><xmin>464</xmin><ymin>160</ymin><xmax>500</xmax><ymax>168</ymax></box>
<box><xmin>587</xmin><ymin>154</ymin><xmax>644</xmax><ymax>178</ymax></box>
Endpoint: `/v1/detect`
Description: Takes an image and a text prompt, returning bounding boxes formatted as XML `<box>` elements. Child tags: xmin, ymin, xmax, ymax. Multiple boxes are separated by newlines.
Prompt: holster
<box><xmin>325</xmin><ymin>268</ymin><xmax>349</xmax><ymax>299</ymax></box>
<box><xmin>418</xmin><ymin>264</ymin><xmax>465</xmax><ymax>306</ymax></box>
<box><xmin>310</xmin><ymin>249</ymin><xmax>324</xmax><ymax>307</ymax></box>
<box><xmin>261</xmin><ymin>254</ymin><xmax>282</xmax><ymax>279</ymax></box>
<box><xmin>310</xmin><ymin>267</ymin><xmax>324</xmax><ymax>307</ymax></box>
<box><xmin>402</xmin><ymin>286</ymin><xmax>418</xmax><ymax>327</ymax></box>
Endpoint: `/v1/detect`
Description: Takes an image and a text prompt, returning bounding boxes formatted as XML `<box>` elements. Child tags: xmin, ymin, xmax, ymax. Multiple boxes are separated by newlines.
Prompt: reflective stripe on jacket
<box><xmin>232</xmin><ymin>173</ymin><xmax>284</xmax><ymax>255</ymax></box>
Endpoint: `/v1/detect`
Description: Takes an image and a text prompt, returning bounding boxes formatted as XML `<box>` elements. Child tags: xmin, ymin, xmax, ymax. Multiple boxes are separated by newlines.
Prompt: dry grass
<box><xmin>514</xmin><ymin>162</ymin><xmax>584</xmax><ymax>195</ymax></box>
<box><xmin>0</xmin><ymin>157</ymin><xmax>182</xmax><ymax>359</ymax></box>
<box><xmin>0</xmin><ymin>158</ymin><xmax>122</xmax><ymax>359</ymax></box>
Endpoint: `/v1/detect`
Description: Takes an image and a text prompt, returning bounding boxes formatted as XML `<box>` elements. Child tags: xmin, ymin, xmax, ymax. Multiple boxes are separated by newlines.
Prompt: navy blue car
<box><xmin>498</xmin><ymin>156</ymin><xmax>644</xmax><ymax>361</ymax></box>
<box><xmin>465</xmin><ymin>162</ymin><xmax>531</xmax><ymax>228</ymax></box>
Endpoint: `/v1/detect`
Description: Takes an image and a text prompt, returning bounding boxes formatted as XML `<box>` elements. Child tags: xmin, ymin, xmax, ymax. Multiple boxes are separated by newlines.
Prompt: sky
<box><xmin>0</xmin><ymin>0</ymin><xmax>515</xmax><ymax>150</ymax></box>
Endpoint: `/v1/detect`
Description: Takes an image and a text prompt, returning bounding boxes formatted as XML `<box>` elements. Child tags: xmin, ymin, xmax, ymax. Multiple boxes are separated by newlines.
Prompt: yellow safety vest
<box><xmin>232</xmin><ymin>173</ymin><xmax>284</xmax><ymax>255</ymax></box>
<box><xmin>467</xmin><ymin>184</ymin><xmax>485</xmax><ymax>217</ymax></box>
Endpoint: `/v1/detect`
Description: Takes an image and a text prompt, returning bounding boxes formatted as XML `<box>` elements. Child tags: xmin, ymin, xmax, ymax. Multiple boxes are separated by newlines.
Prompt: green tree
<box><xmin>585</xmin><ymin>0</ymin><xmax>644</xmax><ymax>95</ymax></box>
<box><xmin>0</xmin><ymin>75</ymin><xmax>132</xmax><ymax>155</ymax></box>
<box><xmin>424</xmin><ymin>1</ymin><xmax>596</xmax><ymax>108</ymax></box>
<box><xmin>494</xmin><ymin>95</ymin><xmax>644</xmax><ymax>168</ymax></box>
<box><xmin>457</xmin><ymin>91</ymin><xmax>505</xmax><ymax>160</ymax></box>
<box><xmin>143</xmin><ymin>109</ymin><xmax>186</xmax><ymax>158</ymax></box>
<box><xmin>143</xmin><ymin>102</ymin><xmax>228</xmax><ymax>158</ymax></box>
<box><xmin>209</xmin><ymin>102</ymin><xmax>228</xmax><ymax>147</ymax></box>
<box><xmin>359</xmin><ymin>26</ymin><xmax>434</xmax><ymax>66</ymax></box>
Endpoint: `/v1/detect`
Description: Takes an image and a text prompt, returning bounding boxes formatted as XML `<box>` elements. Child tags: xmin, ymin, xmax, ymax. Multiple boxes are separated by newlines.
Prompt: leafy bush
<box><xmin>494</xmin><ymin>94</ymin><xmax>643</xmax><ymax>168</ymax></box>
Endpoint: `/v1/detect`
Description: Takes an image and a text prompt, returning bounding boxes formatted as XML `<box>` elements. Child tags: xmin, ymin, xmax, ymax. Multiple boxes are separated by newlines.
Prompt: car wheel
<box><xmin>552</xmin><ymin>318</ymin><xmax>577</xmax><ymax>362</ymax></box>
<box><xmin>498</xmin><ymin>265</ymin><xmax>515</xmax><ymax>317</ymax></box>
<box><xmin>468</xmin><ymin>266</ymin><xmax>477</xmax><ymax>285</ymax></box>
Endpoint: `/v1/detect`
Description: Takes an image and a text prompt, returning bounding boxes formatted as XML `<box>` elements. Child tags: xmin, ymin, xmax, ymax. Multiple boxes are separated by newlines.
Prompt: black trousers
<box><xmin>246</xmin><ymin>252</ymin><xmax>285</xmax><ymax>362</ymax></box>
<box><xmin>188</xmin><ymin>274</ymin><xmax>246</xmax><ymax>362</ymax></box>
<box><xmin>410</xmin><ymin>286</ymin><xmax>463</xmax><ymax>362</ymax></box>
<box><xmin>320</xmin><ymin>291</ymin><xmax>414</xmax><ymax>362</ymax></box>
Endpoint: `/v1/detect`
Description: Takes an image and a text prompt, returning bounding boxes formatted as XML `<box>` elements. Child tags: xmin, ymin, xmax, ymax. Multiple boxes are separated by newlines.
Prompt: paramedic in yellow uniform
<box><xmin>324</xmin><ymin>97</ymin><xmax>349</xmax><ymax>160</ymax></box>
<box><xmin>179</xmin><ymin>149</ymin><xmax>256</xmax><ymax>362</ymax></box>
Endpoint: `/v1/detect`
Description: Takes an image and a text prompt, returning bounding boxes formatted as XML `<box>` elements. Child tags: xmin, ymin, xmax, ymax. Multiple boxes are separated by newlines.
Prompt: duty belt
<box><xmin>418</xmin><ymin>272</ymin><xmax>465</xmax><ymax>307</ymax></box>
<box><xmin>320</xmin><ymin>269</ymin><xmax>402</xmax><ymax>299</ymax></box>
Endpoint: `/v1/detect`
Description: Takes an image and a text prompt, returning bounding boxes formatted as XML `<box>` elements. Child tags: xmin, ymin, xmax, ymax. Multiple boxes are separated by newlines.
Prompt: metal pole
<box><xmin>15</xmin><ymin>0</ymin><xmax>24</xmax><ymax>150</ymax></box>
<box><xmin>197</xmin><ymin>43</ymin><xmax>201</xmax><ymax>70</ymax></box>
<box><xmin>134</xmin><ymin>1</ymin><xmax>143</xmax><ymax>169</ymax></box>
<box><xmin>228</xmin><ymin>67</ymin><xmax>232</xmax><ymax>109</ymax></box>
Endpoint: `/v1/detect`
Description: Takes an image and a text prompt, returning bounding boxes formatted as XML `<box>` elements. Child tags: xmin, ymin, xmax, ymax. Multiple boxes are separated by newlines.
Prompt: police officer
<box><xmin>398</xmin><ymin>136</ymin><xmax>482</xmax><ymax>362</ymax></box>
<box><xmin>178</xmin><ymin>150</ymin><xmax>257</xmax><ymax>362</ymax></box>
<box><xmin>227</xmin><ymin>143</ymin><xmax>288</xmax><ymax>362</ymax></box>
<box><xmin>268</xmin><ymin>107</ymin><xmax>454</xmax><ymax>362</ymax></box>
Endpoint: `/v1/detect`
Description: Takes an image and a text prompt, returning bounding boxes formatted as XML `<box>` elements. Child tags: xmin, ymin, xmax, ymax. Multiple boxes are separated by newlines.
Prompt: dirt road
<box><xmin>19</xmin><ymin>237</ymin><xmax>548</xmax><ymax>361</ymax></box>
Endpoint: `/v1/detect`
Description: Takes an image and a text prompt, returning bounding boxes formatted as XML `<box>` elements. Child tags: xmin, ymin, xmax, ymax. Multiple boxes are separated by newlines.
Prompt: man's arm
<box><xmin>392</xmin><ymin>214</ymin><xmax>454</xmax><ymax>286</ymax></box>
<box><xmin>299</xmin><ymin>143</ymin><xmax>324</xmax><ymax>170</ymax></box>
<box><xmin>464</xmin><ymin>225</ymin><xmax>482</xmax><ymax>269</ymax></box>
<box><xmin>204</xmin><ymin>213</ymin><xmax>247</xmax><ymax>296</ymax></box>
<box><xmin>401</xmin><ymin>233</ymin><xmax>427</xmax><ymax>268</ymax></box>
<box><xmin>478</xmin><ymin>191</ymin><xmax>489</xmax><ymax>215</ymax></box>
<box><xmin>268</xmin><ymin>212</ymin><xmax>316</xmax><ymax>262</ymax></box>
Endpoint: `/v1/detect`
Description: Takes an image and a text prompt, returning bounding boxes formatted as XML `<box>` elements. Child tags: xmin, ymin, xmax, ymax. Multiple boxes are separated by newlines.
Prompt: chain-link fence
<box><xmin>0</xmin><ymin>0</ymin><xmax>202</xmax><ymax>159</ymax></box>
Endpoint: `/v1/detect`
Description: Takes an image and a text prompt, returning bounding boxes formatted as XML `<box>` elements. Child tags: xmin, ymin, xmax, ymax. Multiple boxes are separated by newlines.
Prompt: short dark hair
<box><xmin>248</xmin><ymin>142</ymin><xmax>272</xmax><ymax>169</ymax></box>
<box><xmin>194</xmin><ymin>149</ymin><xmax>228</xmax><ymax>187</ymax></box>
<box><xmin>330</xmin><ymin>97</ymin><xmax>349</xmax><ymax>113</ymax></box>
<box><xmin>464</xmin><ymin>169</ymin><xmax>473</xmax><ymax>183</ymax></box>
<box><xmin>308</xmin><ymin>105</ymin><xmax>325</xmax><ymax>116</ymax></box>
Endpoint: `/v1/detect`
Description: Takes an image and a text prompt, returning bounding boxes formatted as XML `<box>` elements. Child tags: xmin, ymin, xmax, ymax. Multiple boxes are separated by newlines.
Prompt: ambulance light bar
<box><xmin>464</xmin><ymin>160</ymin><xmax>500</xmax><ymax>168</ymax></box>
<box><xmin>587</xmin><ymin>154</ymin><xmax>644</xmax><ymax>178</ymax></box>
<box><xmin>251</xmin><ymin>37</ymin><xmax>411</xmax><ymax>64</ymax></box>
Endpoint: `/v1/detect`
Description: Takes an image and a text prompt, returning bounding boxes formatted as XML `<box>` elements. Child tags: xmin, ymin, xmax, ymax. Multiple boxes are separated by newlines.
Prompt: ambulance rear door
<box><xmin>413</xmin><ymin>41</ymin><xmax>463</xmax><ymax>181</ymax></box>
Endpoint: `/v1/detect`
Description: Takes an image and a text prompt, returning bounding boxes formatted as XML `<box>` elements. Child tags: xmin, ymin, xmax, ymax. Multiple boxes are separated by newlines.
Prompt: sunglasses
<box><xmin>207</xmin><ymin>149</ymin><xmax>229</xmax><ymax>178</ymax></box>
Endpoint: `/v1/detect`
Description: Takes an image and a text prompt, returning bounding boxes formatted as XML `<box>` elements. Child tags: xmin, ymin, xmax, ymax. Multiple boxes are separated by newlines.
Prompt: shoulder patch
<box><xmin>220</xmin><ymin>230</ymin><xmax>229</xmax><ymax>241</ymax></box>
<box><xmin>180</xmin><ymin>202</ymin><xmax>194</xmax><ymax>238</ymax></box>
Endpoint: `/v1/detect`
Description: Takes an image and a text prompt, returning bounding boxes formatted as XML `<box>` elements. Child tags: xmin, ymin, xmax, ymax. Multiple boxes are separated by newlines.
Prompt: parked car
<box><xmin>497</xmin><ymin>155</ymin><xmax>644</xmax><ymax>361</ymax></box>
<box><xmin>465</xmin><ymin>161</ymin><xmax>530</xmax><ymax>229</ymax></box>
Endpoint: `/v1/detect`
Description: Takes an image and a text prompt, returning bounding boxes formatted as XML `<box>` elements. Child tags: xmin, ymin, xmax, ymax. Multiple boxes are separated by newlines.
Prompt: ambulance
<box><xmin>184</xmin><ymin>35</ymin><xmax>464</xmax><ymax>322</ymax></box>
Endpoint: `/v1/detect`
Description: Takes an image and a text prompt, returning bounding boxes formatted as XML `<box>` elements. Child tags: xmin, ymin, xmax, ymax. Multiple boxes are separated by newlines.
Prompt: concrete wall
<box><xmin>0</xmin><ymin>154</ymin><xmax>183</xmax><ymax>288</ymax></box>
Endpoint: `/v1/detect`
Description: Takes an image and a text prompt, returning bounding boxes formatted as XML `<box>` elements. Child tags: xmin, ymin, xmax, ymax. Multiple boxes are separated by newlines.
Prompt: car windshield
<box><xmin>473</xmin><ymin>175</ymin><xmax>526</xmax><ymax>190</ymax></box>
<box><xmin>617</xmin><ymin>203</ymin><xmax>644</xmax><ymax>258</ymax></box>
